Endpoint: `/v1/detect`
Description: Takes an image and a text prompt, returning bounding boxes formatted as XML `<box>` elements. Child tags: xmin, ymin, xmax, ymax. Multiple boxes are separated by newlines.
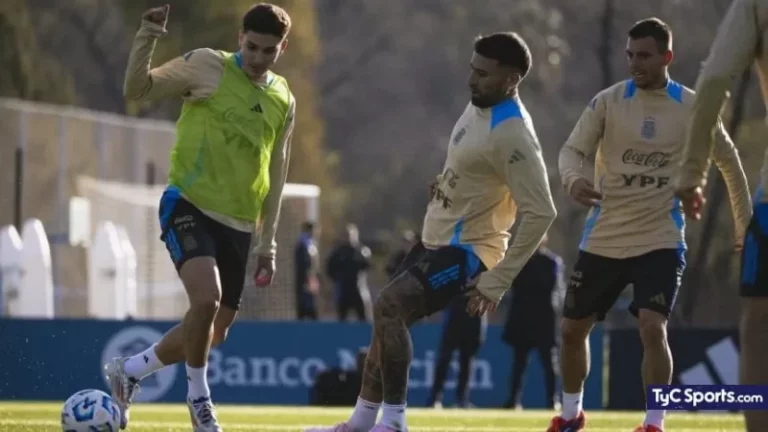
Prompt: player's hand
<box><xmin>675</xmin><ymin>186</ymin><xmax>705</xmax><ymax>221</ymax></box>
<box><xmin>570</xmin><ymin>178</ymin><xmax>603</xmax><ymax>207</ymax></box>
<box><xmin>254</xmin><ymin>255</ymin><xmax>275</xmax><ymax>287</ymax></box>
<box><xmin>142</xmin><ymin>4</ymin><xmax>170</xmax><ymax>28</ymax></box>
<box><xmin>464</xmin><ymin>289</ymin><xmax>497</xmax><ymax>317</ymax></box>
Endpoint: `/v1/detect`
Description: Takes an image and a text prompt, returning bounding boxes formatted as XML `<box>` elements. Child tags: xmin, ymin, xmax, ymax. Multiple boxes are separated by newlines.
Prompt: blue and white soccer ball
<box><xmin>61</xmin><ymin>389</ymin><xmax>121</xmax><ymax>432</ymax></box>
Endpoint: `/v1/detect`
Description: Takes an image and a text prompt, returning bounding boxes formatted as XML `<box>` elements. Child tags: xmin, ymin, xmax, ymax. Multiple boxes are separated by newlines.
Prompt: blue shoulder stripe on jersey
<box><xmin>666</xmin><ymin>80</ymin><xmax>684</xmax><ymax>104</ymax></box>
<box><xmin>623</xmin><ymin>79</ymin><xmax>636</xmax><ymax>99</ymax></box>
<box><xmin>490</xmin><ymin>98</ymin><xmax>523</xmax><ymax>130</ymax></box>
<box><xmin>624</xmin><ymin>78</ymin><xmax>684</xmax><ymax>103</ymax></box>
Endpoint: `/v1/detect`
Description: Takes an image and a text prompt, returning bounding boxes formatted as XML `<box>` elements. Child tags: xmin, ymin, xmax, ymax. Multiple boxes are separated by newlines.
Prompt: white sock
<box><xmin>348</xmin><ymin>397</ymin><xmax>380</xmax><ymax>431</ymax></box>
<box><xmin>561</xmin><ymin>391</ymin><xmax>583</xmax><ymax>421</ymax></box>
<box><xmin>186</xmin><ymin>364</ymin><xmax>211</xmax><ymax>399</ymax></box>
<box><xmin>380</xmin><ymin>402</ymin><xmax>406</xmax><ymax>431</ymax></box>
<box><xmin>644</xmin><ymin>409</ymin><xmax>665</xmax><ymax>428</ymax></box>
<box><xmin>123</xmin><ymin>344</ymin><xmax>165</xmax><ymax>380</ymax></box>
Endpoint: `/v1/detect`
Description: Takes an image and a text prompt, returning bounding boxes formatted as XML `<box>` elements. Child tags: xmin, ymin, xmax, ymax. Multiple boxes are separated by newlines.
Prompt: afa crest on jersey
<box><xmin>641</xmin><ymin>116</ymin><xmax>656</xmax><ymax>139</ymax></box>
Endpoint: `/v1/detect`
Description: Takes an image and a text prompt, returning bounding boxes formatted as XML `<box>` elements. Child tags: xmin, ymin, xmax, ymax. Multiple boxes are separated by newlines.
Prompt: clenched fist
<box><xmin>142</xmin><ymin>4</ymin><xmax>170</xmax><ymax>28</ymax></box>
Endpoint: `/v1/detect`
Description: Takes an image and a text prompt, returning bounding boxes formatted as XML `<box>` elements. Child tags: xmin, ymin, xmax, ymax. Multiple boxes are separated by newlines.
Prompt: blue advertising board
<box><xmin>0</xmin><ymin>318</ymin><xmax>603</xmax><ymax>408</ymax></box>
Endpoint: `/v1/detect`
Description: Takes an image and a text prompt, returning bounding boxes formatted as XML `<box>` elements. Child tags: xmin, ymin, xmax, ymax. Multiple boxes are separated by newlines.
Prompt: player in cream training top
<box><xmin>307</xmin><ymin>32</ymin><xmax>556</xmax><ymax>432</ymax></box>
<box><xmin>676</xmin><ymin>1</ymin><xmax>768</xmax><ymax>430</ymax></box>
<box><xmin>549</xmin><ymin>19</ymin><xmax>751</xmax><ymax>432</ymax></box>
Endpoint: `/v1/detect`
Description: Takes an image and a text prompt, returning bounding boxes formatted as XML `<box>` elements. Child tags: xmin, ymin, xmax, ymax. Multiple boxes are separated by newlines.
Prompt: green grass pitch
<box><xmin>0</xmin><ymin>402</ymin><xmax>746</xmax><ymax>431</ymax></box>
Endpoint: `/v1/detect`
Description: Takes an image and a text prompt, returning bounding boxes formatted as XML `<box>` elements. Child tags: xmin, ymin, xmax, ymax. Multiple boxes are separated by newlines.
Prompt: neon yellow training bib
<box><xmin>168</xmin><ymin>51</ymin><xmax>292</xmax><ymax>222</ymax></box>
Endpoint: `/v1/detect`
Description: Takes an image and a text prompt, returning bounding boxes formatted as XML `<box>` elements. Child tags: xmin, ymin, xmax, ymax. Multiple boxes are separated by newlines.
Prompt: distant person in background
<box><xmin>426</xmin><ymin>295</ymin><xmax>487</xmax><ymax>409</ymax></box>
<box><xmin>295</xmin><ymin>222</ymin><xmax>320</xmax><ymax>320</ymax></box>
<box><xmin>501</xmin><ymin>233</ymin><xmax>564</xmax><ymax>410</ymax></box>
<box><xmin>326</xmin><ymin>224</ymin><xmax>372</xmax><ymax>321</ymax></box>
<box><xmin>385</xmin><ymin>230</ymin><xmax>419</xmax><ymax>280</ymax></box>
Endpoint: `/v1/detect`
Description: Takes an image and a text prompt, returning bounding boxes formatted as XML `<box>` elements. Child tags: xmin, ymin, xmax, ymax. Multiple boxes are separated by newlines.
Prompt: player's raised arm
<box><xmin>559</xmin><ymin>93</ymin><xmax>606</xmax><ymax>207</ymax></box>
<box><xmin>710</xmin><ymin>119</ymin><xmax>753</xmax><ymax>245</ymax></box>
<box><xmin>123</xmin><ymin>5</ymin><xmax>212</xmax><ymax>102</ymax></box>
<box><xmin>253</xmin><ymin>97</ymin><xmax>296</xmax><ymax>261</ymax></box>
<box><xmin>475</xmin><ymin>124</ymin><xmax>557</xmax><ymax>303</ymax></box>
<box><xmin>679</xmin><ymin>0</ymin><xmax>759</xmax><ymax>191</ymax></box>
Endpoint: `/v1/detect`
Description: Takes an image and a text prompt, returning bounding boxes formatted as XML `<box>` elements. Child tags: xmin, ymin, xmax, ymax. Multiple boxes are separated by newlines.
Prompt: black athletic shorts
<box><xmin>563</xmin><ymin>248</ymin><xmax>686</xmax><ymax>321</ymax></box>
<box><xmin>741</xmin><ymin>202</ymin><xmax>768</xmax><ymax>297</ymax></box>
<box><xmin>394</xmin><ymin>241</ymin><xmax>487</xmax><ymax>316</ymax></box>
<box><xmin>158</xmin><ymin>187</ymin><xmax>252</xmax><ymax>310</ymax></box>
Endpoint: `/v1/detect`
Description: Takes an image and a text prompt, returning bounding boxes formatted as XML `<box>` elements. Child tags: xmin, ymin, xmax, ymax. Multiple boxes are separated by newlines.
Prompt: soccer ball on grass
<box><xmin>61</xmin><ymin>389</ymin><xmax>121</xmax><ymax>432</ymax></box>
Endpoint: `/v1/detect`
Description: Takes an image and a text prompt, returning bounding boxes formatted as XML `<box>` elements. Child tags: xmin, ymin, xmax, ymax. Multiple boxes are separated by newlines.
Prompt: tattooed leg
<box><xmin>359</xmin><ymin>332</ymin><xmax>383</xmax><ymax>403</ymax></box>
<box><xmin>374</xmin><ymin>271</ymin><xmax>429</xmax><ymax>405</ymax></box>
<box><xmin>303</xmin><ymin>266</ymin><xmax>437</xmax><ymax>432</ymax></box>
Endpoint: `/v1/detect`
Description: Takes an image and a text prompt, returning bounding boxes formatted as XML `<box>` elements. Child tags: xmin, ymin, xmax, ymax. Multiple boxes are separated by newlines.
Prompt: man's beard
<box><xmin>470</xmin><ymin>95</ymin><xmax>493</xmax><ymax>108</ymax></box>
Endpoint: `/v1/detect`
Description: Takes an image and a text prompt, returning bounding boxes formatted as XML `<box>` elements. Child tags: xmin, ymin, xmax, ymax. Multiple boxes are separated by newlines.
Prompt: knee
<box><xmin>638</xmin><ymin>311</ymin><xmax>667</xmax><ymax>346</ymax></box>
<box><xmin>181</xmin><ymin>258</ymin><xmax>221</xmax><ymax>316</ymax></box>
<box><xmin>189</xmin><ymin>294</ymin><xmax>221</xmax><ymax>319</ymax></box>
<box><xmin>560</xmin><ymin>319</ymin><xmax>592</xmax><ymax>347</ymax></box>
<box><xmin>373</xmin><ymin>290</ymin><xmax>402</xmax><ymax>323</ymax></box>
<box><xmin>190</xmin><ymin>292</ymin><xmax>220</xmax><ymax>312</ymax></box>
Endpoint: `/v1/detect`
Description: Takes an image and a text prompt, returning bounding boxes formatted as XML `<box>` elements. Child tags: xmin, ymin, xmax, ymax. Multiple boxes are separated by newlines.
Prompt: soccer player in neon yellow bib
<box><xmin>104</xmin><ymin>4</ymin><xmax>295</xmax><ymax>430</ymax></box>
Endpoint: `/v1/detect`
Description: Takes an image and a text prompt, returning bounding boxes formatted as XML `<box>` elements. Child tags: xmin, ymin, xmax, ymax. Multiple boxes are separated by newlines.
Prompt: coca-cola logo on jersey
<box><xmin>622</xmin><ymin>149</ymin><xmax>672</xmax><ymax>168</ymax></box>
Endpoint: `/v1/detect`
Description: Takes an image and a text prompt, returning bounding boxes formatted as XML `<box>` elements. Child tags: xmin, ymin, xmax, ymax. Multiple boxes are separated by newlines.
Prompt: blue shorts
<box><xmin>741</xmin><ymin>202</ymin><xmax>768</xmax><ymax>297</ymax></box>
<box><xmin>158</xmin><ymin>187</ymin><xmax>251</xmax><ymax>310</ymax></box>
<box><xmin>393</xmin><ymin>242</ymin><xmax>486</xmax><ymax>316</ymax></box>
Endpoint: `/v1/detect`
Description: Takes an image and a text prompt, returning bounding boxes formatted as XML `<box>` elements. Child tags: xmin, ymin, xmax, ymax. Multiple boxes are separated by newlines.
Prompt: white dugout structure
<box><xmin>0</xmin><ymin>98</ymin><xmax>319</xmax><ymax>320</ymax></box>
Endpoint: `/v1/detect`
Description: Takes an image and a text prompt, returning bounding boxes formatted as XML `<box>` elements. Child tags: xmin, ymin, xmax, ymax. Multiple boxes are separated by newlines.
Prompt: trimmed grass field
<box><xmin>0</xmin><ymin>402</ymin><xmax>747</xmax><ymax>431</ymax></box>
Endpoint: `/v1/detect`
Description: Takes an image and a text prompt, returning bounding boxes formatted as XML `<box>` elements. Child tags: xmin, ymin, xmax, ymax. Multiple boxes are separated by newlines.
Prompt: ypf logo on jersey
<box><xmin>101</xmin><ymin>326</ymin><xmax>178</xmax><ymax>402</ymax></box>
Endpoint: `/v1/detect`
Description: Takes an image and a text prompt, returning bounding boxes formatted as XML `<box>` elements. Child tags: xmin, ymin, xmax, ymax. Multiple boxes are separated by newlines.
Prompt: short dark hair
<box><xmin>628</xmin><ymin>18</ymin><xmax>672</xmax><ymax>52</ymax></box>
<box><xmin>242</xmin><ymin>3</ymin><xmax>292</xmax><ymax>39</ymax></box>
<box><xmin>474</xmin><ymin>32</ymin><xmax>532</xmax><ymax>79</ymax></box>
